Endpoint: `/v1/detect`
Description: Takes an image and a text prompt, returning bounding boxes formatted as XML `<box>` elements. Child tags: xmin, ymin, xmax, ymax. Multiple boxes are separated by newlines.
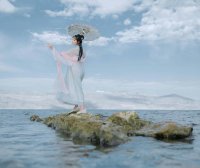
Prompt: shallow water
<box><xmin>0</xmin><ymin>109</ymin><xmax>200</xmax><ymax>168</ymax></box>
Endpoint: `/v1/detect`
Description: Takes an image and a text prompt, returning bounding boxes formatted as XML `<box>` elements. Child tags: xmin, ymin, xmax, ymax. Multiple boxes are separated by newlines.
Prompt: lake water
<box><xmin>0</xmin><ymin>109</ymin><xmax>200</xmax><ymax>168</ymax></box>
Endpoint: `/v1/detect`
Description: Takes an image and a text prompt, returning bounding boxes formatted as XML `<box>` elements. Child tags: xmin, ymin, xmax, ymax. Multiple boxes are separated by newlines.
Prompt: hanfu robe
<box><xmin>51</xmin><ymin>46</ymin><xmax>86</xmax><ymax>105</ymax></box>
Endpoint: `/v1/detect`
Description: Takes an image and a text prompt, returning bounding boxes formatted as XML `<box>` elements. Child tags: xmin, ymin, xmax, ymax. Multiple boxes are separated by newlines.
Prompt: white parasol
<box><xmin>67</xmin><ymin>23</ymin><xmax>100</xmax><ymax>41</ymax></box>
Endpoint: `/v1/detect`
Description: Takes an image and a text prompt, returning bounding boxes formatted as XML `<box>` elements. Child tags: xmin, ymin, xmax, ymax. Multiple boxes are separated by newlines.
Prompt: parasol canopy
<box><xmin>67</xmin><ymin>23</ymin><xmax>100</xmax><ymax>41</ymax></box>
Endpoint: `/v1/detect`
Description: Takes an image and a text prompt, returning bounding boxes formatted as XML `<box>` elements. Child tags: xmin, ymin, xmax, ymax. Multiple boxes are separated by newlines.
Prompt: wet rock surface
<box><xmin>135</xmin><ymin>121</ymin><xmax>193</xmax><ymax>140</ymax></box>
<box><xmin>30</xmin><ymin>111</ymin><xmax>193</xmax><ymax>147</ymax></box>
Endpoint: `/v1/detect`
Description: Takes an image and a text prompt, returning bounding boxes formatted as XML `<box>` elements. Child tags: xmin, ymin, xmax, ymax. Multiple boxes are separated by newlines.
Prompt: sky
<box><xmin>0</xmin><ymin>0</ymin><xmax>200</xmax><ymax>101</ymax></box>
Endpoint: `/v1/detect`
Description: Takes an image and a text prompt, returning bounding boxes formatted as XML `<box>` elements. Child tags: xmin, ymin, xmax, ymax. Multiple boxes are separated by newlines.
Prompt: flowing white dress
<box><xmin>51</xmin><ymin>46</ymin><xmax>86</xmax><ymax>105</ymax></box>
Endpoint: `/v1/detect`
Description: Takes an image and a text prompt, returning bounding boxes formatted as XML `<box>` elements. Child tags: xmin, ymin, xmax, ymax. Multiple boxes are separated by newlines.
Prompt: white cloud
<box><xmin>112</xmin><ymin>14</ymin><xmax>119</xmax><ymax>19</ymax></box>
<box><xmin>31</xmin><ymin>31</ymin><xmax>71</xmax><ymax>45</ymax></box>
<box><xmin>45</xmin><ymin>4</ymin><xmax>89</xmax><ymax>17</ymax></box>
<box><xmin>45</xmin><ymin>0</ymin><xmax>136</xmax><ymax>18</ymax></box>
<box><xmin>32</xmin><ymin>31</ymin><xmax>116</xmax><ymax>47</ymax></box>
<box><xmin>123</xmin><ymin>18</ymin><xmax>131</xmax><ymax>25</ymax></box>
<box><xmin>0</xmin><ymin>92</ymin><xmax>73</xmax><ymax>109</ymax></box>
<box><xmin>116</xmin><ymin>1</ymin><xmax>200</xmax><ymax>43</ymax></box>
<box><xmin>1</xmin><ymin>77</ymin><xmax>200</xmax><ymax>109</ymax></box>
<box><xmin>0</xmin><ymin>63</ymin><xmax>22</xmax><ymax>72</ymax></box>
<box><xmin>44</xmin><ymin>1</ymin><xmax>200</xmax><ymax>43</ymax></box>
<box><xmin>0</xmin><ymin>33</ymin><xmax>10</xmax><ymax>53</ymax></box>
<box><xmin>23</xmin><ymin>13</ymin><xmax>31</xmax><ymax>18</ymax></box>
<box><xmin>0</xmin><ymin>0</ymin><xmax>17</xmax><ymax>13</ymax></box>
<box><xmin>85</xmin><ymin>36</ymin><xmax>116</xmax><ymax>46</ymax></box>
<box><xmin>0</xmin><ymin>77</ymin><xmax>55</xmax><ymax>93</ymax></box>
<box><xmin>2</xmin><ymin>77</ymin><xmax>200</xmax><ymax>100</ymax></box>
<box><xmin>83</xmin><ymin>77</ymin><xmax>200</xmax><ymax>101</ymax></box>
<box><xmin>1</xmin><ymin>90</ymin><xmax>200</xmax><ymax>110</ymax></box>
<box><xmin>90</xmin><ymin>0</ymin><xmax>135</xmax><ymax>18</ymax></box>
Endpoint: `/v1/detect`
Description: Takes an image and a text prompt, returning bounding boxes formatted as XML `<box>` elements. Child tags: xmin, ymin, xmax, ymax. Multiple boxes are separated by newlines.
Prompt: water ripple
<box><xmin>0</xmin><ymin>109</ymin><xmax>200</xmax><ymax>168</ymax></box>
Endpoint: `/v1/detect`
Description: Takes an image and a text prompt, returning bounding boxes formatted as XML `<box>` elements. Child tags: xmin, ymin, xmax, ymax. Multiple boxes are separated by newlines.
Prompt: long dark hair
<box><xmin>73</xmin><ymin>34</ymin><xmax>84</xmax><ymax>61</ymax></box>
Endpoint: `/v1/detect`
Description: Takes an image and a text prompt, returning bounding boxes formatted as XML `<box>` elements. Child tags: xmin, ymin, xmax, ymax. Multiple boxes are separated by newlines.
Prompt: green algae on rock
<box><xmin>30</xmin><ymin>115</ymin><xmax>43</xmax><ymax>122</ymax></box>
<box><xmin>107</xmin><ymin>111</ymin><xmax>152</xmax><ymax>136</ymax></box>
<box><xmin>135</xmin><ymin>121</ymin><xmax>193</xmax><ymax>140</ymax></box>
<box><xmin>42</xmin><ymin>113</ymin><xmax>129</xmax><ymax>147</ymax></box>
<box><xmin>30</xmin><ymin>111</ymin><xmax>193</xmax><ymax>147</ymax></box>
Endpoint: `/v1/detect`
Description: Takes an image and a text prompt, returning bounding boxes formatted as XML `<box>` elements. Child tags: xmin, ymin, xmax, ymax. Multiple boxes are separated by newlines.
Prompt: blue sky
<box><xmin>0</xmin><ymin>0</ymin><xmax>200</xmax><ymax>100</ymax></box>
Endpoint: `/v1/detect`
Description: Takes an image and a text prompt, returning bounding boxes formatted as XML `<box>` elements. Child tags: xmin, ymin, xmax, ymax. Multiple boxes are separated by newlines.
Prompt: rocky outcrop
<box><xmin>106</xmin><ymin>111</ymin><xmax>152</xmax><ymax>136</ymax></box>
<box><xmin>30</xmin><ymin>111</ymin><xmax>193</xmax><ymax>147</ymax></box>
<box><xmin>135</xmin><ymin>121</ymin><xmax>193</xmax><ymax>140</ymax></box>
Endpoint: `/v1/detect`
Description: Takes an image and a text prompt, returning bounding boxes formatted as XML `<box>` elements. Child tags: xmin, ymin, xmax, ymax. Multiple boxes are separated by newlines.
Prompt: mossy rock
<box><xmin>99</xmin><ymin>122</ymin><xmax>129</xmax><ymax>147</ymax></box>
<box><xmin>107</xmin><ymin>111</ymin><xmax>152</xmax><ymax>136</ymax></box>
<box><xmin>41</xmin><ymin>112</ymin><xmax>129</xmax><ymax>147</ymax></box>
<box><xmin>30</xmin><ymin>115</ymin><xmax>43</xmax><ymax>122</ymax></box>
<box><xmin>135</xmin><ymin>121</ymin><xmax>193</xmax><ymax>140</ymax></box>
<box><xmin>30</xmin><ymin>111</ymin><xmax>193</xmax><ymax>147</ymax></box>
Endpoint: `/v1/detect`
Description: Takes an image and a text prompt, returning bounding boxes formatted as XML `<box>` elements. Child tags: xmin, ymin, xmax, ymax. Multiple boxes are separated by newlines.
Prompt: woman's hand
<box><xmin>47</xmin><ymin>43</ymin><xmax>54</xmax><ymax>50</ymax></box>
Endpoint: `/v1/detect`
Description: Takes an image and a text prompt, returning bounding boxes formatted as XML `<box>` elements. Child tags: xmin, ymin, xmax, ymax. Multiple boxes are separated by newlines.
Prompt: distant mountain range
<box><xmin>0</xmin><ymin>91</ymin><xmax>199</xmax><ymax>110</ymax></box>
<box><xmin>158</xmin><ymin>94</ymin><xmax>194</xmax><ymax>101</ymax></box>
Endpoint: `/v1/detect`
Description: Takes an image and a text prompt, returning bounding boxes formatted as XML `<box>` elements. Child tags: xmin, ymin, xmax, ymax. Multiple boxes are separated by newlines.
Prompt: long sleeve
<box><xmin>51</xmin><ymin>47</ymin><xmax>77</xmax><ymax>66</ymax></box>
<box><xmin>51</xmin><ymin>47</ymin><xmax>86</xmax><ymax>65</ymax></box>
<box><xmin>50</xmin><ymin>46</ymin><xmax>86</xmax><ymax>105</ymax></box>
<box><xmin>60</xmin><ymin>48</ymin><xmax>86</xmax><ymax>63</ymax></box>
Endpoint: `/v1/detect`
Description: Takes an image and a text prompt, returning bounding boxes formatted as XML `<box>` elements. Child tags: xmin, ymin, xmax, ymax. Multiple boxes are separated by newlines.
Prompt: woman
<box><xmin>48</xmin><ymin>34</ymin><xmax>86</xmax><ymax>113</ymax></box>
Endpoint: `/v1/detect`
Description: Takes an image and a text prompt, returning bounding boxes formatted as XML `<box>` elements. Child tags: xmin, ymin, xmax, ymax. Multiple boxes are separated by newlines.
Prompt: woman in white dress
<box><xmin>47</xmin><ymin>34</ymin><xmax>86</xmax><ymax>113</ymax></box>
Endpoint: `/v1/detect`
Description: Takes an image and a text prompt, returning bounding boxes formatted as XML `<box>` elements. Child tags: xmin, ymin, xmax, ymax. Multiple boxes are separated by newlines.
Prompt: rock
<box><xmin>30</xmin><ymin>115</ymin><xmax>43</xmax><ymax>122</ymax></box>
<box><xmin>43</xmin><ymin>116</ymin><xmax>55</xmax><ymax>127</ymax></box>
<box><xmin>99</xmin><ymin>121</ymin><xmax>129</xmax><ymax>147</ymax></box>
<box><xmin>135</xmin><ymin>121</ymin><xmax>193</xmax><ymax>140</ymax></box>
<box><xmin>42</xmin><ymin>113</ymin><xmax>129</xmax><ymax>147</ymax></box>
<box><xmin>107</xmin><ymin>111</ymin><xmax>152</xmax><ymax>136</ymax></box>
<box><xmin>30</xmin><ymin>111</ymin><xmax>193</xmax><ymax>147</ymax></box>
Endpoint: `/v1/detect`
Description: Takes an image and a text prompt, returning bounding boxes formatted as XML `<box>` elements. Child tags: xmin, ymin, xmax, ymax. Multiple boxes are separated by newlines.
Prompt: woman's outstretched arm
<box><xmin>47</xmin><ymin>43</ymin><xmax>77</xmax><ymax>65</ymax></box>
